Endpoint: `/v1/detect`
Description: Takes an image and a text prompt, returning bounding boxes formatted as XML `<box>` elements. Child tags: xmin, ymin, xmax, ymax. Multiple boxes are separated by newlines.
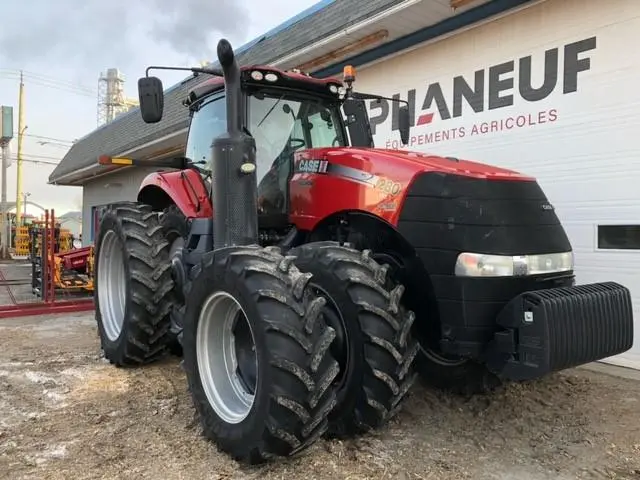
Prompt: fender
<box><xmin>137</xmin><ymin>170</ymin><xmax>213</xmax><ymax>218</ymax></box>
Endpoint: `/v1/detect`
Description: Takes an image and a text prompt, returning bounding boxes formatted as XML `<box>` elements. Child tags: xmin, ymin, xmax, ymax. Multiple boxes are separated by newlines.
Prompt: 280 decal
<box><xmin>375</xmin><ymin>178</ymin><xmax>401</xmax><ymax>196</ymax></box>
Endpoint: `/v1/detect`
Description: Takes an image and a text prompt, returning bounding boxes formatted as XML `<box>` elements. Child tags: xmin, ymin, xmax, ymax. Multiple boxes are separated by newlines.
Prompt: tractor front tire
<box><xmin>159</xmin><ymin>205</ymin><xmax>189</xmax><ymax>357</ymax></box>
<box><xmin>289</xmin><ymin>241</ymin><xmax>420</xmax><ymax>437</ymax></box>
<box><xmin>160</xmin><ymin>205</ymin><xmax>188</xmax><ymax>255</ymax></box>
<box><xmin>415</xmin><ymin>350</ymin><xmax>503</xmax><ymax>396</ymax></box>
<box><xmin>182</xmin><ymin>245</ymin><xmax>339</xmax><ymax>464</ymax></box>
<box><xmin>94</xmin><ymin>202</ymin><xmax>175</xmax><ymax>367</ymax></box>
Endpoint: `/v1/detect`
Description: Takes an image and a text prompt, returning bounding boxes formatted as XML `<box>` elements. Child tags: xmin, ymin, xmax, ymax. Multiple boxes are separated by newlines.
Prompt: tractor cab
<box><xmin>183</xmin><ymin>68</ymin><xmax>351</xmax><ymax>220</ymax></box>
<box><xmin>136</xmin><ymin>63</ymin><xmax>410</xmax><ymax>229</ymax></box>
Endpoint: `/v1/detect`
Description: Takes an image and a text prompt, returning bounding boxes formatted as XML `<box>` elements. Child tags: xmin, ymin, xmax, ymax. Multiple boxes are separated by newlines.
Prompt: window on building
<box><xmin>597</xmin><ymin>225</ymin><xmax>640</xmax><ymax>250</ymax></box>
<box><xmin>185</xmin><ymin>95</ymin><xmax>227</xmax><ymax>167</ymax></box>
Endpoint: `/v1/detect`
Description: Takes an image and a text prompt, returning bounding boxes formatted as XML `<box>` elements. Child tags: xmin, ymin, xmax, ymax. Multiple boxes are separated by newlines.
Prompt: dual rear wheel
<box><xmin>94</xmin><ymin>203</ymin><xmax>419</xmax><ymax>463</ymax></box>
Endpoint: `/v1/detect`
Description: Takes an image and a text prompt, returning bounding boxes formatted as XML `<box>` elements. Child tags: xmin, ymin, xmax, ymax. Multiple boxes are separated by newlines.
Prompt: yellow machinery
<box><xmin>13</xmin><ymin>226</ymin><xmax>30</xmax><ymax>257</ymax></box>
<box><xmin>51</xmin><ymin>246</ymin><xmax>94</xmax><ymax>292</ymax></box>
<box><xmin>31</xmin><ymin>230</ymin><xmax>94</xmax><ymax>296</ymax></box>
<box><xmin>58</xmin><ymin>229</ymin><xmax>73</xmax><ymax>253</ymax></box>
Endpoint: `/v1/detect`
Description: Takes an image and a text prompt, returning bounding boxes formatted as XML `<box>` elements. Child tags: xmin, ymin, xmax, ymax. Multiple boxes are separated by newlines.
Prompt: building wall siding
<box><xmin>81</xmin><ymin>167</ymin><xmax>159</xmax><ymax>245</ymax></box>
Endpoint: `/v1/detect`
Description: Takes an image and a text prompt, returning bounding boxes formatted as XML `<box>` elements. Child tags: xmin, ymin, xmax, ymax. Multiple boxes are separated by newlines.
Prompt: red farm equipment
<box><xmin>93</xmin><ymin>39</ymin><xmax>634</xmax><ymax>464</ymax></box>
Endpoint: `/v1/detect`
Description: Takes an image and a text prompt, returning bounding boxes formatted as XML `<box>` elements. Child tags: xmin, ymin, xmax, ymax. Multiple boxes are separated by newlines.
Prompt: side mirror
<box><xmin>137</xmin><ymin>76</ymin><xmax>164</xmax><ymax>124</ymax></box>
<box><xmin>398</xmin><ymin>105</ymin><xmax>410</xmax><ymax>146</ymax></box>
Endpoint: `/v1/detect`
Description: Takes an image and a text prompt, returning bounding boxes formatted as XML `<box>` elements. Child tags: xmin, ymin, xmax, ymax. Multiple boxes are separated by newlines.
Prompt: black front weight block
<box><xmin>486</xmin><ymin>281</ymin><xmax>634</xmax><ymax>381</ymax></box>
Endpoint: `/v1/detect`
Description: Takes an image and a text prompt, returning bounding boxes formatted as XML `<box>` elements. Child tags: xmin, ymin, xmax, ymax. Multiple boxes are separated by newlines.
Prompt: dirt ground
<box><xmin>0</xmin><ymin>313</ymin><xmax>639</xmax><ymax>480</ymax></box>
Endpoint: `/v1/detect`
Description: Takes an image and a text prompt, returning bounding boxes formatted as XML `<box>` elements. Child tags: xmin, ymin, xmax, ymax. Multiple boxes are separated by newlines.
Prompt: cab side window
<box><xmin>185</xmin><ymin>96</ymin><xmax>226</xmax><ymax>168</ymax></box>
<box><xmin>306</xmin><ymin>110</ymin><xmax>340</xmax><ymax>147</ymax></box>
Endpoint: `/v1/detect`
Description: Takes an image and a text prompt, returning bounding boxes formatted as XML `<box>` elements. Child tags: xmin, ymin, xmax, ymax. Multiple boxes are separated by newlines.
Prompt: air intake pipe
<box><xmin>211</xmin><ymin>38</ymin><xmax>258</xmax><ymax>249</ymax></box>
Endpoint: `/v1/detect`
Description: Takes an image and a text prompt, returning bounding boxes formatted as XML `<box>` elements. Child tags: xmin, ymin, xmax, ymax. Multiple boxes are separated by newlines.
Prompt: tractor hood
<box><xmin>305</xmin><ymin>147</ymin><xmax>533</xmax><ymax>182</ymax></box>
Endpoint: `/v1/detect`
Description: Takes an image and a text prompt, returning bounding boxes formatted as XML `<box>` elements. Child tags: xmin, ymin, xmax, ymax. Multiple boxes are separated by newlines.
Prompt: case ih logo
<box><xmin>369</xmin><ymin>36</ymin><xmax>596</xmax><ymax>145</ymax></box>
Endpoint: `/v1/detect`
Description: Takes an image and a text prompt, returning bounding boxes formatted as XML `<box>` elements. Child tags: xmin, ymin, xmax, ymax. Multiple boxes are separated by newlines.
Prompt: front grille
<box><xmin>397</xmin><ymin>171</ymin><xmax>572</xmax><ymax>269</ymax></box>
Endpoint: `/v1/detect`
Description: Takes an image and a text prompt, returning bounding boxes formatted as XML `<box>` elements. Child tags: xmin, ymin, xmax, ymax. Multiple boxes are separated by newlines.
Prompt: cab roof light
<box><xmin>343</xmin><ymin>65</ymin><xmax>356</xmax><ymax>83</ymax></box>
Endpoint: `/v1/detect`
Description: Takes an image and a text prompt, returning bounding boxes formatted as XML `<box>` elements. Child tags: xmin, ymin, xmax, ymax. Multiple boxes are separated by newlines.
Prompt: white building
<box><xmin>49</xmin><ymin>0</ymin><xmax>639</xmax><ymax>369</ymax></box>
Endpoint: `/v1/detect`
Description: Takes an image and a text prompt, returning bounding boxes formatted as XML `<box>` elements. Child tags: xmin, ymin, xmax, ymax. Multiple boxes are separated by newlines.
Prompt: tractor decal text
<box><xmin>296</xmin><ymin>159</ymin><xmax>329</xmax><ymax>174</ymax></box>
<box><xmin>368</xmin><ymin>36</ymin><xmax>597</xmax><ymax>146</ymax></box>
<box><xmin>295</xmin><ymin>159</ymin><xmax>382</xmax><ymax>188</ymax></box>
<box><xmin>375</xmin><ymin>178</ymin><xmax>401</xmax><ymax>196</ymax></box>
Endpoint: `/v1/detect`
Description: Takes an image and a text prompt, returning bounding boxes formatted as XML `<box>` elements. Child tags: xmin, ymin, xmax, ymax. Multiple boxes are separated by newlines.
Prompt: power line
<box><xmin>14</xmin><ymin>152</ymin><xmax>64</xmax><ymax>161</ymax></box>
<box><xmin>0</xmin><ymin>69</ymin><xmax>96</xmax><ymax>94</ymax></box>
<box><xmin>21</xmin><ymin>70</ymin><xmax>95</xmax><ymax>93</ymax></box>
<box><xmin>36</xmin><ymin>142</ymin><xmax>70</xmax><ymax>150</ymax></box>
<box><xmin>9</xmin><ymin>157</ymin><xmax>59</xmax><ymax>166</ymax></box>
<box><xmin>20</xmin><ymin>133</ymin><xmax>75</xmax><ymax>144</ymax></box>
<box><xmin>0</xmin><ymin>70</ymin><xmax>96</xmax><ymax>98</ymax></box>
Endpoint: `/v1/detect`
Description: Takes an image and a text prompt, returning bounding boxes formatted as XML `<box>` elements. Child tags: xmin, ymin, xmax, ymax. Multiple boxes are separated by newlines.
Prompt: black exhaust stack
<box><xmin>212</xmin><ymin>39</ymin><xmax>258</xmax><ymax>249</ymax></box>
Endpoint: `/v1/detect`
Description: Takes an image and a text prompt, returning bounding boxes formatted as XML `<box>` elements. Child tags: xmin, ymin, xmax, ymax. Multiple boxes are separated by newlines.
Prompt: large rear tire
<box><xmin>182</xmin><ymin>245</ymin><xmax>339</xmax><ymax>464</ymax></box>
<box><xmin>94</xmin><ymin>202</ymin><xmax>175</xmax><ymax>367</ymax></box>
<box><xmin>289</xmin><ymin>241</ymin><xmax>419</xmax><ymax>437</ymax></box>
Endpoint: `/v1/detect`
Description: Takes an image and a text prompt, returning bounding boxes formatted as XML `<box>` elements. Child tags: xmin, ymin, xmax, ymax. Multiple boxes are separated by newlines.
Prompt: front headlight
<box><xmin>454</xmin><ymin>251</ymin><xmax>573</xmax><ymax>277</ymax></box>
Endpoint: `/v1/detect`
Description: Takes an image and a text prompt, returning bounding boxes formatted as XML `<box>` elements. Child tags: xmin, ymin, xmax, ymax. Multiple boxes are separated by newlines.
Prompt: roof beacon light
<box><xmin>343</xmin><ymin>65</ymin><xmax>356</xmax><ymax>83</ymax></box>
<box><xmin>343</xmin><ymin>65</ymin><xmax>356</xmax><ymax>96</ymax></box>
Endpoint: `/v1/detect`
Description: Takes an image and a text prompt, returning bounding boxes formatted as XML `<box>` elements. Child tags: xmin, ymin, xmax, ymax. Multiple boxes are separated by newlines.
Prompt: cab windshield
<box><xmin>184</xmin><ymin>89</ymin><xmax>347</xmax><ymax>216</ymax></box>
<box><xmin>248</xmin><ymin>91</ymin><xmax>347</xmax><ymax>183</ymax></box>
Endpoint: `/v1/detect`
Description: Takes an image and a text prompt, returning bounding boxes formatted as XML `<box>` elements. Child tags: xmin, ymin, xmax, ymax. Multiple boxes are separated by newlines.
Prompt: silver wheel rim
<box><xmin>97</xmin><ymin>230</ymin><xmax>127</xmax><ymax>341</ymax></box>
<box><xmin>196</xmin><ymin>291</ymin><xmax>257</xmax><ymax>424</ymax></box>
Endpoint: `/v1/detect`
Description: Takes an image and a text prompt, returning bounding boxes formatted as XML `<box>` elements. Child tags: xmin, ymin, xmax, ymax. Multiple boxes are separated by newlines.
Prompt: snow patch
<box><xmin>24</xmin><ymin>371</ymin><xmax>58</xmax><ymax>385</ymax></box>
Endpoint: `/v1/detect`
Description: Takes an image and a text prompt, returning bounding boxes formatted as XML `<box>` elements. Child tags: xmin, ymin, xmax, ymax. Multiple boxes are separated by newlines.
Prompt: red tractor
<box><xmin>94</xmin><ymin>39</ymin><xmax>634</xmax><ymax>463</ymax></box>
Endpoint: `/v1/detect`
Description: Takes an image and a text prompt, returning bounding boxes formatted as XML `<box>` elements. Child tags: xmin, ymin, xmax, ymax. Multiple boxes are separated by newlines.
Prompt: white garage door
<box><xmin>357</xmin><ymin>0</ymin><xmax>640</xmax><ymax>370</ymax></box>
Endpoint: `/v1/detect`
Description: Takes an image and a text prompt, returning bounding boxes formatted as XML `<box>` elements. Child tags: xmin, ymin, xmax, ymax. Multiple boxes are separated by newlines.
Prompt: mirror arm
<box><xmin>351</xmin><ymin>92</ymin><xmax>409</xmax><ymax>107</ymax></box>
<box><xmin>145</xmin><ymin>65</ymin><xmax>224</xmax><ymax>78</ymax></box>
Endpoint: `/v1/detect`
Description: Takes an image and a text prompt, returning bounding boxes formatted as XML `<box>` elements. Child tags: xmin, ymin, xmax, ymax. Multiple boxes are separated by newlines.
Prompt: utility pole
<box><xmin>15</xmin><ymin>71</ymin><xmax>25</xmax><ymax>227</ymax></box>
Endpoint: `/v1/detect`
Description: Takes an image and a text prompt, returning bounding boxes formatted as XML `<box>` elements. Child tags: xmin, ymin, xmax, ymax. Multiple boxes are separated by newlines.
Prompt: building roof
<box><xmin>50</xmin><ymin>0</ymin><xmax>533</xmax><ymax>186</ymax></box>
<box><xmin>49</xmin><ymin>0</ymin><xmax>405</xmax><ymax>185</ymax></box>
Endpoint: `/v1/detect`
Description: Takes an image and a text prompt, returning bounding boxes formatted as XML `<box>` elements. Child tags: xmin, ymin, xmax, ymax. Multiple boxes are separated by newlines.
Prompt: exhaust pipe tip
<box><xmin>217</xmin><ymin>39</ymin><xmax>235</xmax><ymax>69</ymax></box>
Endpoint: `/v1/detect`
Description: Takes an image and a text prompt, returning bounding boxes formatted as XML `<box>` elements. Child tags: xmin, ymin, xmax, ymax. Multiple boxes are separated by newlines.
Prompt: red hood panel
<box><xmin>306</xmin><ymin>147</ymin><xmax>533</xmax><ymax>181</ymax></box>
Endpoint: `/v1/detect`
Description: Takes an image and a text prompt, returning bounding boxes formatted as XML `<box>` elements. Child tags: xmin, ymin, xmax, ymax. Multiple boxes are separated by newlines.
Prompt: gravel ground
<box><xmin>0</xmin><ymin>312</ymin><xmax>639</xmax><ymax>480</ymax></box>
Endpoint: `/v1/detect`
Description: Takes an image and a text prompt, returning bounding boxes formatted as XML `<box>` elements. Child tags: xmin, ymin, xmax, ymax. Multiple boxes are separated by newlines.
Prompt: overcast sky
<box><xmin>0</xmin><ymin>0</ymin><xmax>320</xmax><ymax>216</ymax></box>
